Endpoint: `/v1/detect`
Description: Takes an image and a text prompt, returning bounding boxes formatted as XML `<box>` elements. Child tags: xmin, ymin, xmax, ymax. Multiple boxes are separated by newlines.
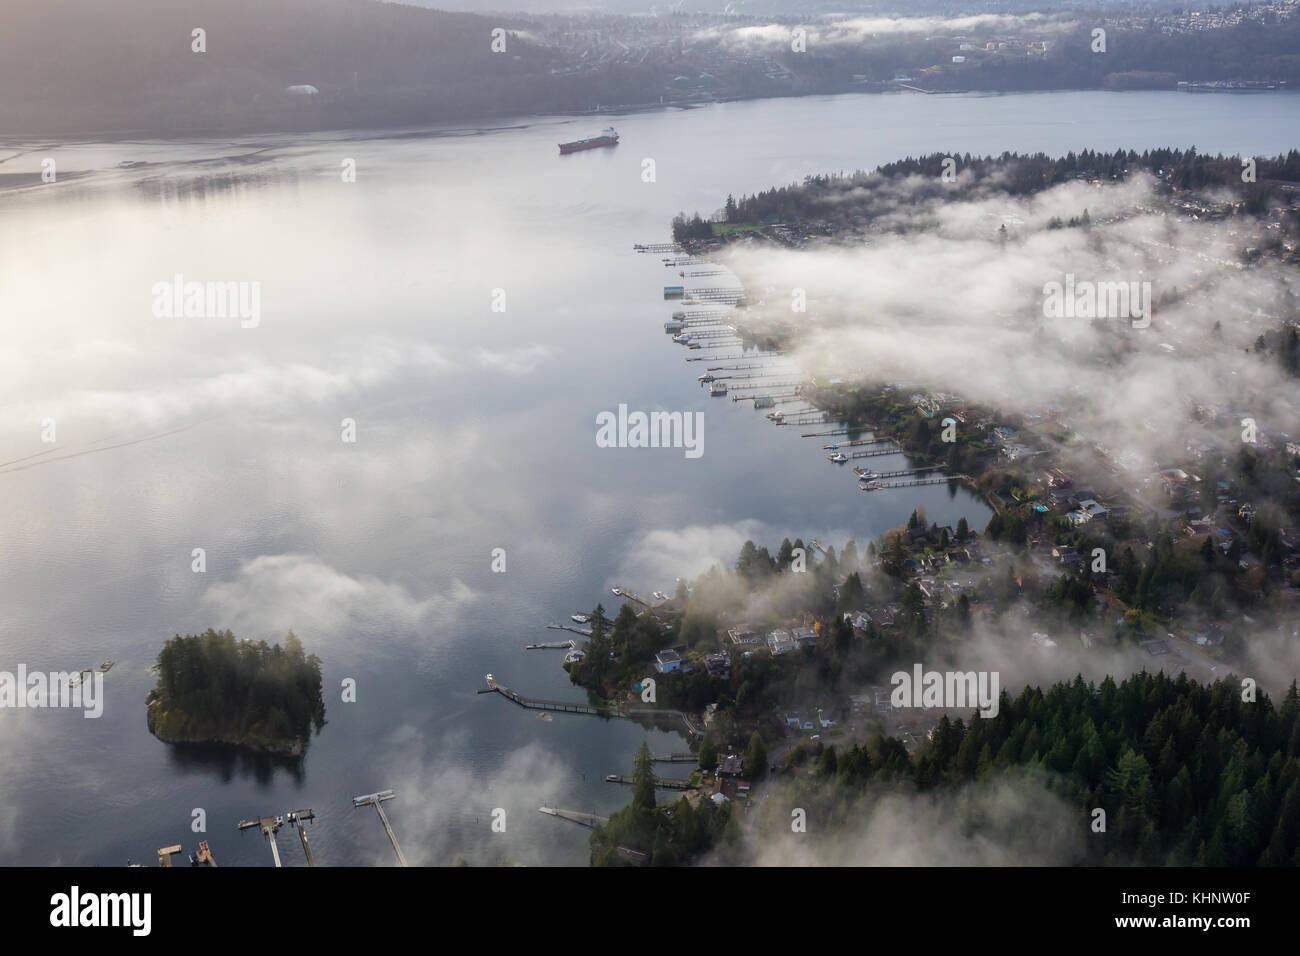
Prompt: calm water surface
<box><xmin>0</xmin><ymin>90</ymin><xmax>1296</xmax><ymax>865</ymax></box>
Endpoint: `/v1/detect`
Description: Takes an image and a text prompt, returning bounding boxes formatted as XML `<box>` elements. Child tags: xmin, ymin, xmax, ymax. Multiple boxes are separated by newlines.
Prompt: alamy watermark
<box><xmin>50</xmin><ymin>886</ymin><xmax>150</xmax><ymax>935</ymax></box>
<box><xmin>890</xmin><ymin>663</ymin><xmax>999</xmax><ymax>717</ymax></box>
<box><xmin>0</xmin><ymin>665</ymin><xmax>103</xmax><ymax>718</ymax></box>
<box><xmin>1042</xmin><ymin>273</ymin><xmax>1150</xmax><ymax>328</ymax></box>
<box><xmin>595</xmin><ymin>403</ymin><xmax>703</xmax><ymax>459</ymax></box>
<box><xmin>151</xmin><ymin>274</ymin><xmax>261</xmax><ymax>328</ymax></box>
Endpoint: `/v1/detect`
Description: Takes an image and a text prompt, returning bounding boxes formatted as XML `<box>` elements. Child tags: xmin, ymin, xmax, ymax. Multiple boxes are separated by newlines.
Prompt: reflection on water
<box><xmin>0</xmin><ymin>90</ymin><xmax>1296</xmax><ymax>865</ymax></box>
<box><xmin>164</xmin><ymin>742</ymin><xmax>308</xmax><ymax>787</ymax></box>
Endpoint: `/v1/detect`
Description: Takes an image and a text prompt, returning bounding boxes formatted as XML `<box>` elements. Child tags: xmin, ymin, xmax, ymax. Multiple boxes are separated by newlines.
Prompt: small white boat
<box><xmin>537</xmin><ymin>712</ymin><xmax>553</xmax><ymax>722</ymax></box>
<box><xmin>652</xmin><ymin>590</ymin><xmax>669</xmax><ymax>602</ymax></box>
<box><xmin>672</xmin><ymin>333</ymin><xmax>692</xmax><ymax>344</ymax></box>
<box><xmin>828</xmin><ymin>453</ymin><xmax>849</xmax><ymax>463</ymax></box>
<box><xmin>698</xmin><ymin>373</ymin><xmax>715</xmax><ymax>383</ymax></box>
<box><xmin>571</xmin><ymin>613</ymin><xmax>590</xmax><ymax>624</ymax></box>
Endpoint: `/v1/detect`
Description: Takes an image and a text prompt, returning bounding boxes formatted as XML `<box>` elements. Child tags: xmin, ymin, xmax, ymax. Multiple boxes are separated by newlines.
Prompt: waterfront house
<box><xmin>654</xmin><ymin>649</ymin><xmax>682</xmax><ymax>674</ymax></box>
<box><xmin>766</xmin><ymin>629</ymin><xmax>796</xmax><ymax>656</ymax></box>
<box><xmin>704</xmin><ymin>652</ymin><xmax>730</xmax><ymax>679</ymax></box>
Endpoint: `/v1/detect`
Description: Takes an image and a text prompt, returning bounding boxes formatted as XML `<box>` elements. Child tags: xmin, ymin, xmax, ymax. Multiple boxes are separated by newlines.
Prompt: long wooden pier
<box><xmin>733</xmin><ymin>390</ymin><xmax>800</xmax><ymax>402</ymax></box>
<box><xmin>856</xmin><ymin>465</ymin><xmax>945</xmax><ymax>480</ymax></box>
<box><xmin>611</xmin><ymin>585</ymin><xmax>662</xmax><ymax>608</ymax></box>
<box><xmin>353</xmin><ymin>790</ymin><xmax>407</xmax><ymax>867</ymax></box>
<box><xmin>604</xmin><ymin>774</ymin><xmax>694</xmax><ymax>791</ymax></box>
<box><xmin>822</xmin><ymin>437</ymin><xmax>890</xmax><ymax>449</ymax></box>
<box><xmin>634</xmin><ymin>242</ymin><xmax>680</xmax><ymax>253</ymax></box>
<box><xmin>650</xmin><ymin>752</ymin><xmax>696</xmax><ymax>762</ymax></box>
<box><xmin>539</xmin><ymin>807</ymin><xmax>609</xmax><ymax>829</ymax></box>
<box><xmin>546</xmin><ymin>623</ymin><xmax>592</xmax><ymax>637</ymax></box>
<box><xmin>862</xmin><ymin>474</ymin><xmax>968</xmax><ymax>490</ymax></box>
<box><xmin>686</xmin><ymin>350</ymin><xmax>779</xmax><ymax>362</ymax></box>
<box><xmin>237</xmin><ymin>815</ymin><xmax>284</xmax><ymax>867</ymax></box>
<box><xmin>479</xmin><ymin>675</ymin><xmax>698</xmax><ymax>735</ymax></box>
<box><xmin>841</xmin><ymin>445</ymin><xmax>906</xmax><ymax>460</ymax></box>
<box><xmin>682</xmin><ymin>328</ymin><xmax>739</xmax><ymax>339</ymax></box>
<box><xmin>286</xmin><ymin>809</ymin><xmax>317</xmax><ymax>867</ymax></box>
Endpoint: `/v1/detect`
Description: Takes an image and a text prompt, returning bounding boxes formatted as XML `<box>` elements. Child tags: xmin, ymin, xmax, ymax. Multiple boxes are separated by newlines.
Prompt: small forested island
<box><xmin>146</xmin><ymin>628</ymin><xmax>325</xmax><ymax>756</ymax></box>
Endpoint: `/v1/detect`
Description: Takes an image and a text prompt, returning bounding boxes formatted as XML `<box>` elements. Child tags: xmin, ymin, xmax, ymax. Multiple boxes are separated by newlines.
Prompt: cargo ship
<box><xmin>558</xmin><ymin>127</ymin><xmax>619</xmax><ymax>154</ymax></box>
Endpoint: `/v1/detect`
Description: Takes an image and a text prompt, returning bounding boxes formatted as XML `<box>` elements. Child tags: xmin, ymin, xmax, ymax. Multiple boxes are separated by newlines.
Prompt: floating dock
<box><xmin>650</xmin><ymin>752</ymin><xmax>696</xmax><ymax>762</ymax></box>
<box><xmin>634</xmin><ymin>242</ymin><xmax>680</xmax><ymax>254</ymax></box>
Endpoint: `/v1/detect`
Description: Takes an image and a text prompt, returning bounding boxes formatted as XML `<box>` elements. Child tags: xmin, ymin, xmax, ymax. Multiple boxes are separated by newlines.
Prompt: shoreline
<box><xmin>3</xmin><ymin>86</ymin><xmax>1296</xmax><ymax>149</ymax></box>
